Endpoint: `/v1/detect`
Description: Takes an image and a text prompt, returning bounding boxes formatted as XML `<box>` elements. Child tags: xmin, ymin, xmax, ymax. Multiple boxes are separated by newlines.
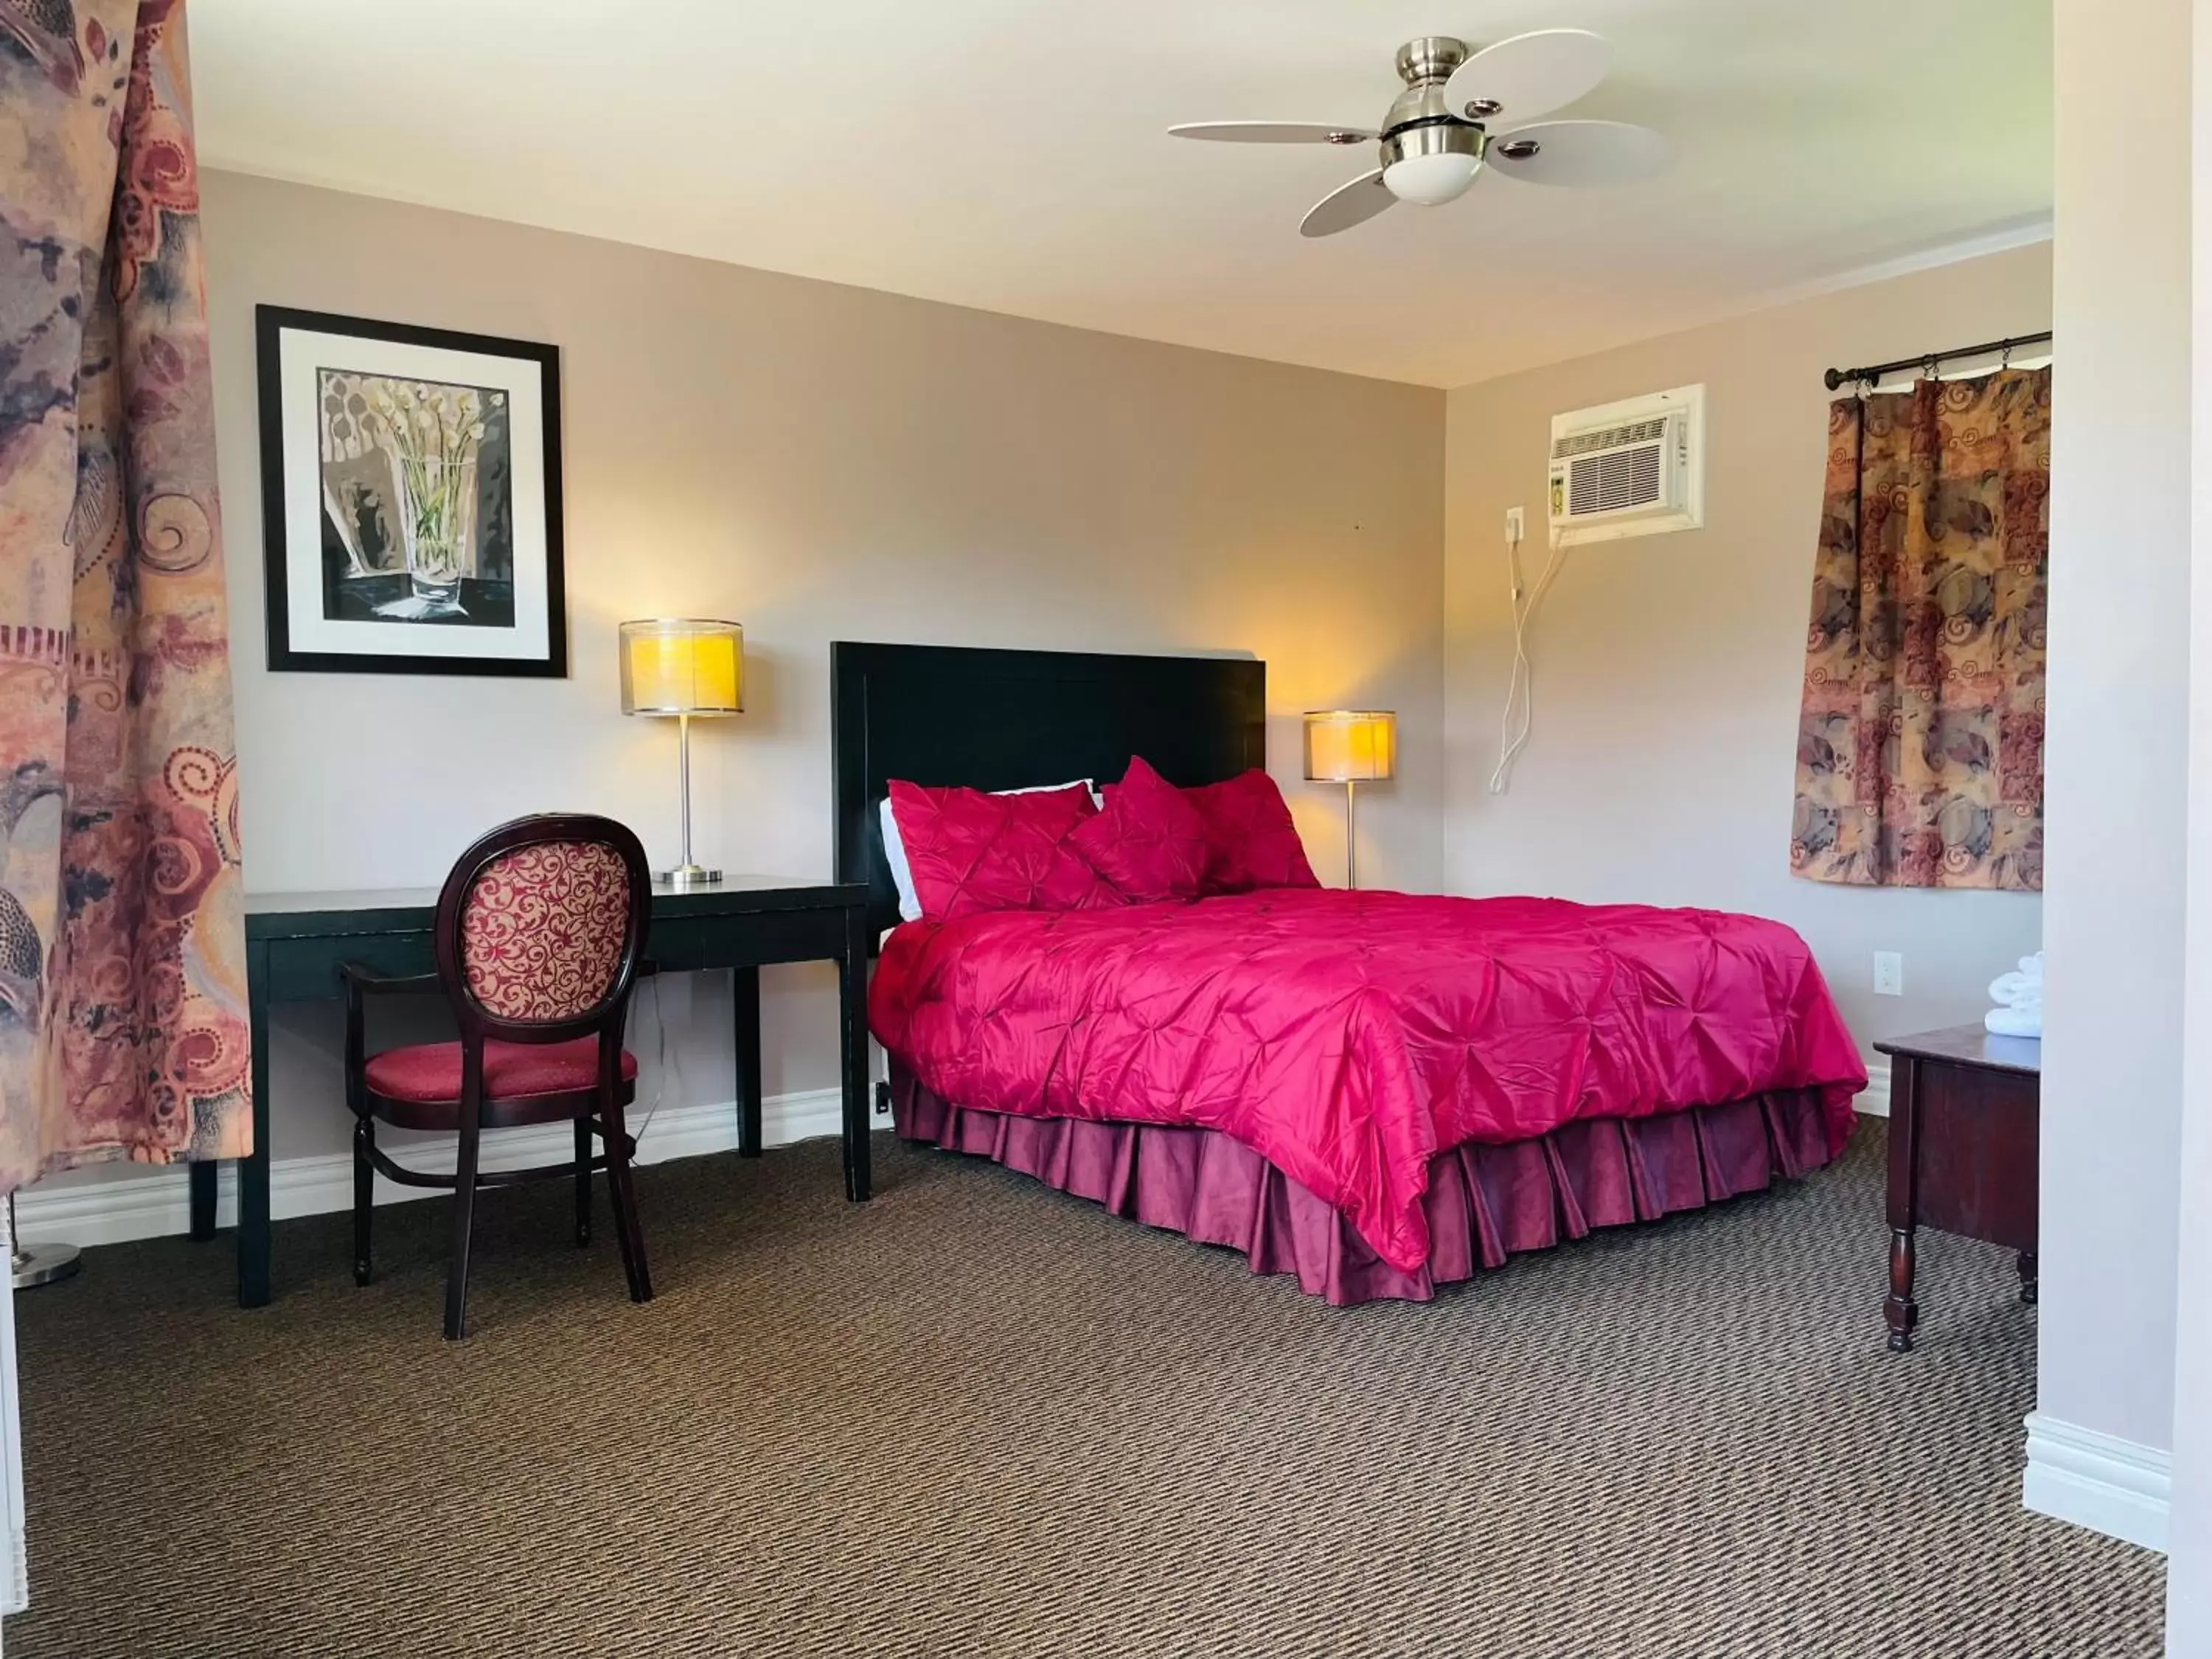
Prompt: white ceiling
<box><xmin>189</xmin><ymin>0</ymin><xmax>2052</xmax><ymax>388</ymax></box>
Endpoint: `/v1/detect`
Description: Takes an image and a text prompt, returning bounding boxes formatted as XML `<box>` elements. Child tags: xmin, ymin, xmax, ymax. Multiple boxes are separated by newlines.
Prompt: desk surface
<box><xmin>1872</xmin><ymin>1023</ymin><xmax>2042</xmax><ymax>1077</ymax></box>
<box><xmin>244</xmin><ymin>876</ymin><xmax>869</xmax><ymax>939</ymax></box>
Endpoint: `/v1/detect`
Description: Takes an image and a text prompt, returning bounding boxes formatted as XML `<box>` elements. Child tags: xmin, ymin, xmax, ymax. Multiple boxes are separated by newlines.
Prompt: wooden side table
<box><xmin>1874</xmin><ymin>1024</ymin><xmax>2041</xmax><ymax>1353</ymax></box>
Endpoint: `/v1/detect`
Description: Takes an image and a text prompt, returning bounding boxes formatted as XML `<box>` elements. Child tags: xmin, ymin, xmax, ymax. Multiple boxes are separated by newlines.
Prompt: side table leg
<box><xmin>1885</xmin><ymin>1227</ymin><xmax>1919</xmax><ymax>1352</ymax></box>
<box><xmin>2017</xmin><ymin>1250</ymin><xmax>2039</xmax><ymax>1306</ymax></box>
<box><xmin>1883</xmin><ymin>1054</ymin><xmax>1924</xmax><ymax>1354</ymax></box>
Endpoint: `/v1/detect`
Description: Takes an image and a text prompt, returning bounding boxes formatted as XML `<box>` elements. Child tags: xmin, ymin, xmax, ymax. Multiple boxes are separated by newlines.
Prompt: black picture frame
<box><xmin>256</xmin><ymin>305</ymin><xmax>568</xmax><ymax>678</ymax></box>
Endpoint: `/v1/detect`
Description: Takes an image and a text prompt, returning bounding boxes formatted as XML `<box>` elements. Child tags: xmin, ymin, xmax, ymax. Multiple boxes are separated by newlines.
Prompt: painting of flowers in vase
<box><xmin>259</xmin><ymin>308</ymin><xmax>566</xmax><ymax>676</ymax></box>
<box><xmin>318</xmin><ymin>371</ymin><xmax>515</xmax><ymax>625</ymax></box>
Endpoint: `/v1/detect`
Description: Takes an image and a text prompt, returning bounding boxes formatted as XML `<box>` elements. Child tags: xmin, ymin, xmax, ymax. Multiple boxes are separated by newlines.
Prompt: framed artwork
<box><xmin>255</xmin><ymin>305</ymin><xmax>567</xmax><ymax>676</ymax></box>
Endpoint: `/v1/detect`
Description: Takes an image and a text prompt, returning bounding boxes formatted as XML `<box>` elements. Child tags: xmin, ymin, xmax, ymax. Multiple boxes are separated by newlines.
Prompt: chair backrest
<box><xmin>434</xmin><ymin>814</ymin><xmax>653</xmax><ymax>1044</ymax></box>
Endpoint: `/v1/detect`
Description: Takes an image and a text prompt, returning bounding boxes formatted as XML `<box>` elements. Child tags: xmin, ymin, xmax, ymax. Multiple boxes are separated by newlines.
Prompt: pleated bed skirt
<box><xmin>888</xmin><ymin>1066</ymin><xmax>1845</xmax><ymax>1305</ymax></box>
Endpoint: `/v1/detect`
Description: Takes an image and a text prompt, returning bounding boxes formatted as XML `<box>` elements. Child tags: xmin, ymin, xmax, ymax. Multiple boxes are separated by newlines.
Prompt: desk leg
<box><xmin>2018</xmin><ymin>1251</ymin><xmax>2039</xmax><ymax>1305</ymax></box>
<box><xmin>238</xmin><ymin>937</ymin><xmax>273</xmax><ymax>1308</ymax></box>
<box><xmin>837</xmin><ymin>906</ymin><xmax>871</xmax><ymax>1202</ymax></box>
<box><xmin>732</xmin><ymin>967</ymin><xmax>763</xmax><ymax>1158</ymax></box>
<box><xmin>188</xmin><ymin>1161</ymin><xmax>217</xmax><ymax>1241</ymax></box>
<box><xmin>1884</xmin><ymin>1054</ymin><xmax>1921</xmax><ymax>1353</ymax></box>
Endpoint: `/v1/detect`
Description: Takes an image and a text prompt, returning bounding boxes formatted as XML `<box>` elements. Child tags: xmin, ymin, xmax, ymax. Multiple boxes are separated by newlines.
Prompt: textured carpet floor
<box><xmin>8</xmin><ymin>1117</ymin><xmax>2165</xmax><ymax>1658</ymax></box>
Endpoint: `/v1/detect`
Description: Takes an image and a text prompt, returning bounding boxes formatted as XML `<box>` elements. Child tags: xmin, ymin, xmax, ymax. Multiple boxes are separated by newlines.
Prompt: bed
<box><xmin>834</xmin><ymin>641</ymin><xmax>1866</xmax><ymax>1304</ymax></box>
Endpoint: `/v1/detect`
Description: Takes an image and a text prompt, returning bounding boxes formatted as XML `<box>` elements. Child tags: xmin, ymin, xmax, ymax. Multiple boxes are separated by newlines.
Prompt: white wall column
<box><xmin>2032</xmin><ymin>0</ymin><xmax>2191</xmax><ymax>1550</ymax></box>
<box><xmin>2170</xmin><ymin>0</ymin><xmax>2212</xmax><ymax>1644</ymax></box>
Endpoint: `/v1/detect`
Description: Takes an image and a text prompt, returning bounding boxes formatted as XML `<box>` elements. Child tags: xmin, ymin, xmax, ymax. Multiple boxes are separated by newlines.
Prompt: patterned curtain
<box><xmin>1792</xmin><ymin>369</ymin><xmax>2048</xmax><ymax>891</ymax></box>
<box><xmin>0</xmin><ymin>0</ymin><xmax>249</xmax><ymax>1190</ymax></box>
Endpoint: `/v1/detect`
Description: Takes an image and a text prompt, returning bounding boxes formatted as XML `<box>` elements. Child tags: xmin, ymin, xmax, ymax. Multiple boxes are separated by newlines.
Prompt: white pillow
<box><xmin>880</xmin><ymin>779</ymin><xmax>1097</xmax><ymax>924</ymax></box>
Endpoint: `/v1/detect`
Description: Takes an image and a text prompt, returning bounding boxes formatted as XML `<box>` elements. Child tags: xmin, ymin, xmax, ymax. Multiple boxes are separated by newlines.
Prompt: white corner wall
<box><xmin>2170</xmin><ymin>0</ymin><xmax>2212</xmax><ymax>1643</ymax></box>
<box><xmin>2031</xmin><ymin>0</ymin><xmax>2191</xmax><ymax>1549</ymax></box>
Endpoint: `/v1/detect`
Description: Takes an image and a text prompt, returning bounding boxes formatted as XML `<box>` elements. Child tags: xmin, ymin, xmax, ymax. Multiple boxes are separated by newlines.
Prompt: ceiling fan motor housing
<box><xmin>1385</xmin><ymin>37</ymin><xmax>1472</xmax><ymax>132</ymax></box>
<box><xmin>1382</xmin><ymin>38</ymin><xmax>1486</xmax><ymax>205</ymax></box>
<box><xmin>1393</xmin><ymin>36</ymin><xmax>1472</xmax><ymax>86</ymax></box>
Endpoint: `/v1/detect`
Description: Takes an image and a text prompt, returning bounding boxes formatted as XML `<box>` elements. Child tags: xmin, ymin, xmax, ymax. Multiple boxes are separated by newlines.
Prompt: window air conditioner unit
<box><xmin>1547</xmin><ymin>384</ymin><xmax>1705</xmax><ymax>545</ymax></box>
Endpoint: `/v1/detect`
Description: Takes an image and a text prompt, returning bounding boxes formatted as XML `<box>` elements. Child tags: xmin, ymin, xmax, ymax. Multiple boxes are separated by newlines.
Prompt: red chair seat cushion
<box><xmin>365</xmin><ymin>1037</ymin><xmax>639</xmax><ymax>1108</ymax></box>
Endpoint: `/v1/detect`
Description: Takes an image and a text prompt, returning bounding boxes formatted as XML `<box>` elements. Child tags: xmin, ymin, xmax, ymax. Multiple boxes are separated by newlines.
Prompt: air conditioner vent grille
<box><xmin>1551</xmin><ymin>417</ymin><xmax>1669</xmax><ymax>461</ymax></box>
<box><xmin>1568</xmin><ymin>443</ymin><xmax>1665</xmax><ymax>516</ymax></box>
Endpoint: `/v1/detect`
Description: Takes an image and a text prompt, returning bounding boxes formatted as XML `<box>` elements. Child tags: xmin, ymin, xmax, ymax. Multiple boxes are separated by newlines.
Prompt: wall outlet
<box><xmin>1874</xmin><ymin>951</ymin><xmax>1904</xmax><ymax>997</ymax></box>
<box><xmin>1505</xmin><ymin>506</ymin><xmax>1526</xmax><ymax>543</ymax></box>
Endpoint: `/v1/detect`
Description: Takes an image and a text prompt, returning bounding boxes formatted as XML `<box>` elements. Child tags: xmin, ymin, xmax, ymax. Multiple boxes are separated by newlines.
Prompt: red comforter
<box><xmin>870</xmin><ymin>889</ymin><xmax>1866</xmax><ymax>1274</ymax></box>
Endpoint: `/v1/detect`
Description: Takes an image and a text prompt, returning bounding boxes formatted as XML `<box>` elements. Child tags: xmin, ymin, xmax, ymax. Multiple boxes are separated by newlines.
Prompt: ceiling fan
<box><xmin>1170</xmin><ymin>30</ymin><xmax>1668</xmax><ymax>238</ymax></box>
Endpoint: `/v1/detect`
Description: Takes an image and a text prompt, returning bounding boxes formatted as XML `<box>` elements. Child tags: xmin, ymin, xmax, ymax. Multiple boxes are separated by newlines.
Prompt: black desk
<box><xmin>195</xmin><ymin>877</ymin><xmax>874</xmax><ymax>1307</ymax></box>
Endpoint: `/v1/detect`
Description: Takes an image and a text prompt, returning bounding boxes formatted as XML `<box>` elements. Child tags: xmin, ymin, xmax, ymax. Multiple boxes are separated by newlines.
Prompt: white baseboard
<box><xmin>1857</xmin><ymin>1057</ymin><xmax>1891</xmax><ymax>1118</ymax></box>
<box><xmin>11</xmin><ymin>1088</ymin><xmax>846</xmax><ymax>1251</ymax></box>
<box><xmin>2022</xmin><ymin>1412</ymin><xmax>2172</xmax><ymax>1553</ymax></box>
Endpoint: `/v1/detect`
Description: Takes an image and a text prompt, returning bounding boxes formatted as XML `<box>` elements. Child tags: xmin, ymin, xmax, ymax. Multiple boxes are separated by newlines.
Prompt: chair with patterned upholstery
<box><xmin>341</xmin><ymin>813</ymin><xmax>655</xmax><ymax>1338</ymax></box>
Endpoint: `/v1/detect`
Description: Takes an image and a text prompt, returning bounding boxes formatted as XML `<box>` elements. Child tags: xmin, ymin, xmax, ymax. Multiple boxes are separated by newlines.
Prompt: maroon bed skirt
<box><xmin>889</xmin><ymin>1068</ymin><xmax>1846</xmax><ymax>1305</ymax></box>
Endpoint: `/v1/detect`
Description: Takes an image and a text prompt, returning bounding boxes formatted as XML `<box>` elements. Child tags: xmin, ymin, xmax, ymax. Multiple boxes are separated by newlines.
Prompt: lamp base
<box><xmin>12</xmin><ymin>1242</ymin><xmax>80</xmax><ymax>1290</ymax></box>
<box><xmin>658</xmin><ymin>863</ymin><xmax>723</xmax><ymax>888</ymax></box>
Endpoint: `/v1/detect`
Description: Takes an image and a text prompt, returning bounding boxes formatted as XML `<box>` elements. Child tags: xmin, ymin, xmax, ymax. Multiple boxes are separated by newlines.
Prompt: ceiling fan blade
<box><xmin>1443</xmin><ymin>29</ymin><xmax>1610</xmax><ymax>125</ymax></box>
<box><xmin>1169</xmin><ymin>122</ymin><xmax>1376</xmax><ymax>145</ymax></box>
<box><xmin>1300</xmin><ymin>170</ymin><xmax>1395</xmax><ymax>239</ymax></box>
<box><xmin>1484</xmin><ymin>120</ymin><xmax>1671</xmax><ymax>187</ymax></box>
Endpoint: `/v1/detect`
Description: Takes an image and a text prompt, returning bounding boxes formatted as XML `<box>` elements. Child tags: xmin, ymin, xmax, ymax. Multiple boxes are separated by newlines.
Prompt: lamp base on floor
<box><xmin>11</xmin><ymin>1242</ymin><xmax>80</xmax><ymax>1290</ymax></box>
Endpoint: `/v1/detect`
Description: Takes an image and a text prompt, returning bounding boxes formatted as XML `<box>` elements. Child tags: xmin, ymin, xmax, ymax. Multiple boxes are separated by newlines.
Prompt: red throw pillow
<box><xmin>1071</xmin><ymin>757</ymin><xmax>1209</xmax><ymax>902</ymax></box>
<box><xmin>1182</xmin><ymin>770</ymin><xmax>1321</xmax><ymax>894</ymax></box>
<box><xmin>886</xmin><ymin>781</ymin><xmax>1118</xmax><ymax>922</ymax></box>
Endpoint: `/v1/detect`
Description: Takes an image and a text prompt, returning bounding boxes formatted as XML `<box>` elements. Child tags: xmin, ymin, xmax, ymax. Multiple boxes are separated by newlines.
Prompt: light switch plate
<box><xmin>1874</xmin><ymin>951</ymin><xmax>1904</xmax><ymax>997</ymax></box>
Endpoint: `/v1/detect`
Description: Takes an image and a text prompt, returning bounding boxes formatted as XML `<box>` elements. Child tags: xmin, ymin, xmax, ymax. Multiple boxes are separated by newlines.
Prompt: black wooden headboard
<box><xmin>832</xmin><ymin>641</ymin><xmax>1267</xmax><ymax>939</ymax></box>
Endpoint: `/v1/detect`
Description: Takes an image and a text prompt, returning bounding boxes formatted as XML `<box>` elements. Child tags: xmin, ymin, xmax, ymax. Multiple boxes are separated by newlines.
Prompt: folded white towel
<box><xmin>1986</xmin><ymin>950</ymin><xmax>2045</xmax><ymax>1038</ymax></box>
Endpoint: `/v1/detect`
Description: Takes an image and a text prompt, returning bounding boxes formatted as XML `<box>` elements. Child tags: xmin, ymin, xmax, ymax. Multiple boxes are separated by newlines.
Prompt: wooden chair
<box><xmin>342</xmin><ymin>813</ymin><xmax>654</xmax><ymax>1338</ymax></box>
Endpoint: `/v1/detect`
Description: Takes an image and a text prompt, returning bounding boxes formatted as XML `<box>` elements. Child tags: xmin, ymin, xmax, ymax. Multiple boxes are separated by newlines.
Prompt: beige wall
<box><xmin>1443</xmin><ymin>245</ymin><xmax>2051</xmax><ymax>1062</ymax></box>
<box><xmin>66</xmin><ymin>168</ymin><xmax>1444</xmax><ymax>1190</ymax></box>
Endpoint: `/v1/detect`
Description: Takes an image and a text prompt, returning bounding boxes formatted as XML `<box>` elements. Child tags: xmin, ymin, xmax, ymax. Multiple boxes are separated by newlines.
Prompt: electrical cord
<box><xmin>1489</xmin><ymin>518</ymin><xmax>1568</xmax><ymax>795</ymax></box>
<box><xmin>626</xmin><ymin>971</ymin><xmax>675</xmax><ymax>1149</ymax></box>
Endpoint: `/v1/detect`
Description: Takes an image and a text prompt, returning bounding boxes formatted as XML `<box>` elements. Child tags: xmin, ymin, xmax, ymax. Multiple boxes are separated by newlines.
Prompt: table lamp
<box><xmin>1304</xmin><ymin>709</ymin><xmax>1396</xmax><ymax>889</ymax></box>
<box><xmin>619</xmin><ymin>619</ymin><xmax>742</xmax><ymax>886</ymax></box>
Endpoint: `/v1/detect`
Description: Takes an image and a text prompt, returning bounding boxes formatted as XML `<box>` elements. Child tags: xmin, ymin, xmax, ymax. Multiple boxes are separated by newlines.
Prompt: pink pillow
<box><xmin>886</xmin><ymin>780</ymin><xmax>1118</xmax><ymax>922</ymax></box>
<box><xmin>1182</xmin><ymin>770</ymin><xmax>1321</xmax><ymax>894</ymax></box>
<box><xmin>1071</xmin><ymin>757</ymin><xmax>1209</xmax><ymax>903</ymax></box>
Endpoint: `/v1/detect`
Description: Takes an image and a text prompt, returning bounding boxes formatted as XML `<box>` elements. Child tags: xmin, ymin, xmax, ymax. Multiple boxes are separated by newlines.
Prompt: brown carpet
<box><xmin>9</xmin><ymin>1117</ymin><xmax>2165</xmax><ymax>1658</ymax></box>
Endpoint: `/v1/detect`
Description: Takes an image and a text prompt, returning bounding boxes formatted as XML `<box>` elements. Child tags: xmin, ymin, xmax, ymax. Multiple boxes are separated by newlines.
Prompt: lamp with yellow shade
<box><xmin>619</xmin><ymin>619</ymin><xmax>742</xmax><ymax>886</ymax></box>
<box><xmin>1303</xmin><ymin>709</ymin><xmax>1396</xmax><ymax>890</ymax></box>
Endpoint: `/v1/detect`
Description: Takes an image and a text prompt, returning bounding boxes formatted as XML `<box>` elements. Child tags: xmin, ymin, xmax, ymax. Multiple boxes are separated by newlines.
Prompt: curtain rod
<box><xmin>1821</xmin><ymin>331</ymin><xmax>2053</xmax><ymax>392</ymax></box>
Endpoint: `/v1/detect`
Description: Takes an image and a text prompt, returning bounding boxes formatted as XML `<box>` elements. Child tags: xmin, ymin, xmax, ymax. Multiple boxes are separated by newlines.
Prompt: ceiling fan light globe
<box><xmin>1382</xmin><ymin>150</ymin><xmax>1481</xmax><ymax>205</ymax></box>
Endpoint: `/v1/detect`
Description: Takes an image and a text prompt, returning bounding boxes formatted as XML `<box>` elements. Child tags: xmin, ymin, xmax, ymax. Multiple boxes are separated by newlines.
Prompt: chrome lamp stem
<box><xmin>664</xmin><ymin>712</ymin><xmax>719</xmax><ymax>887</ymax></box>
<box><xmin>1345</xmin><ymin>779</ymin><xmax>1359</xmax><ymax>891</ymax></box>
